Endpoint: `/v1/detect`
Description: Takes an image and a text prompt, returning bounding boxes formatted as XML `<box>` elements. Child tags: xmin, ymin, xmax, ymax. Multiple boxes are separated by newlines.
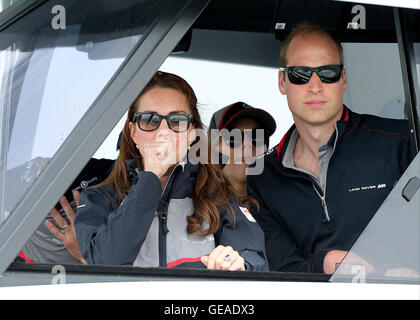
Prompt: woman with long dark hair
<box><xmin>74</xmin><ymin>71</ymin><xmax>268</xmax><ymax>271</ymax></box>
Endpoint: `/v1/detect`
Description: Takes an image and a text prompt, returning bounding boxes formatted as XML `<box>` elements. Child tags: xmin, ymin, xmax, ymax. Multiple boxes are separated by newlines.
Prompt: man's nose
<box><xmin>307</xmin><ymin>72</ymin><xmax>323</xmax><ymax>93</ymax></box>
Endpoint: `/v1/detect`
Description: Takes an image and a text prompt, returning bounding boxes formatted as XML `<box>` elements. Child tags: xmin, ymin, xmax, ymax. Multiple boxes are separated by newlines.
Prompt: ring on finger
<box><xmin>224</xmin><ymin>253</ymin><xmax>232</xmax><ymax>262</ymax></box>
<box><xmin>61</xmin><ymin>224</ymin><xmax>69</xmax><ymax>232</ymax></box>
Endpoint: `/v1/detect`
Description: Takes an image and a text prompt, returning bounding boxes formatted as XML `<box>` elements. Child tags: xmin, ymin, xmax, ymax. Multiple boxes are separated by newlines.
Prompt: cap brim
<box><xmin>223</xmin><ymin>108</ymin><xmax>276</xmax><ymax>138</ymax></box>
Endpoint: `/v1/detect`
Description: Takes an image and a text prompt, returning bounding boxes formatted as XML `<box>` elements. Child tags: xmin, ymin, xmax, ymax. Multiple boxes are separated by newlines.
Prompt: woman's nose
<box><xmin>155</xmin><ymin>120</ymin><xmax>173</xmax><ymax>139</ymax></box>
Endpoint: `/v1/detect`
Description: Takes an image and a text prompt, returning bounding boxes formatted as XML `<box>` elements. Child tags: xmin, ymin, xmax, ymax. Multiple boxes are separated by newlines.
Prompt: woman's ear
<box><xmin>187</xmin><ymin>127</ymin><xmax>197</xmax><ymax>146</ymax></box>
<box><xmin>129</xmin><ymin>122</ymin><xmax>137</xmax><ymax>144</ymax></box>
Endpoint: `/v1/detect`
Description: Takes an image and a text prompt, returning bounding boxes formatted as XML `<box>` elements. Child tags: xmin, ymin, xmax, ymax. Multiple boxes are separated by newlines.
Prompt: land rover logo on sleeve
<box><xmin>348</xmin><ymin>183</ymin><xmax>386</xmax><ymax>192</ymax></box>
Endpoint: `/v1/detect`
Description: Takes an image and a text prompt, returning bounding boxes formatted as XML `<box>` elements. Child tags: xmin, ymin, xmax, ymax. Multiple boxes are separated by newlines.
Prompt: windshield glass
<box><xmin>329</xmin><ymin>153</ymin><xmax>419</xmax><ymax>284</ymax></box>
<box><xmin>0</xmin><ymin>0</ymin><xmax>169</xmax><ymax>225</ymax></box>
<box><xmin>0</xmin><ymin>0</ymin><xmax>24</xmax><ymax>14</ymax></box>
<box><xmin>330</xmin><ymin>8</ymin><xmax>420</xmax><ymax>284</ymax></box>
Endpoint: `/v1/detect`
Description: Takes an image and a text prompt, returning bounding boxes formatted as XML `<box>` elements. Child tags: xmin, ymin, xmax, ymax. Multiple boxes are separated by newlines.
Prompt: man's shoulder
<box><xmin>247</xmin><ymin>145</ymin><xmax>282</xmax><ymax>183</ymax></box>
<box><xmin>252</xmin><ymin>145</ymin><xmax>279</xmax><ymax>166</ymax></box>
<box><xmin>357</xmin><ymin>113</ymin><xmax>410</xmax><ymax>138</ymax></box>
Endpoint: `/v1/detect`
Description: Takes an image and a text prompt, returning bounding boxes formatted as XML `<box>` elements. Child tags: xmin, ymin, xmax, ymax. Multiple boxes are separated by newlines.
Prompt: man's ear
<box><xmin>278</xmin><ymin>70</ymin><xmax>287</xmax><ymax>95</ymax></box>
<box><xmin>341</xmin><ymin>67</ymin><xmax>347</xmax><ymax>93</ymax></box>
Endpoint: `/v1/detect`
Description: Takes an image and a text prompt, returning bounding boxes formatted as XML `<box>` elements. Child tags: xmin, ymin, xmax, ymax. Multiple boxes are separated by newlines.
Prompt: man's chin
<box><xmin>295</xmin><ymin>108</ymin><xmax>342</xmax><ymax>127</ymax></box>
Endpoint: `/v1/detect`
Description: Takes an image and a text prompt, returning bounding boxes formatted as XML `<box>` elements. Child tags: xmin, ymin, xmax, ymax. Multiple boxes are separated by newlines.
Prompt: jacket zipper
<box><xmin>157</xmin><ymin>163</ymin><xmax>184</xmax><ymax>267</ymax></box>
<box><xmin>282</xmin><ymin>125</ymin><xmax>339</xmax><ymax>224</ymax></box>
<box><xmin>160</xmin><ymin>215</ymin><xmax>169</xmax><ymax>234</ymax></box>
<box><xmin>316</xmin><ymin>125</ymin><xmax>338</xmax><ymax>224</ymax></box>
<box><xmin>312</xmin><ymin>184</ymin><xmax>331</xmax><ymax>223</ymax></box>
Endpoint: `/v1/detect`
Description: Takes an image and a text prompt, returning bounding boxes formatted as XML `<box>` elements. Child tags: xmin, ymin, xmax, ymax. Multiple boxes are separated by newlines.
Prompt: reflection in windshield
<box><xmin>414</xmin><ymin>42</ymin><xmax>420</xmax><ymax>87</ymax></box>
<box><xmin>330</xmin><ymin>151</ymin><xmax>420</xmax><ymax>284</ymax></box>
<box><xmin>0</xmin><ymin>0</ymin><xmax>168</xmax><ymax>224</ymax></box>
<box><xmin>9</xmin><ymin>26</ymin><xmax>125</xmax><ymax>168</ymax></box>
<box><xmin>0</xmin><ymin>0</ymin><xmax>23</xmax><ymax>14</ymax></box>
<box><xmin>330</xmin><ymin>8</ymin><xmax>420</xmax><ymax>285</ymax></box>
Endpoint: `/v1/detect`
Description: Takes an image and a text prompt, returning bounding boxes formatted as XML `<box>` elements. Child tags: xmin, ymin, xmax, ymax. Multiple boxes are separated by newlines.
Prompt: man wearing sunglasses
<box><xmin>247</xmin><ymin>23</ymin><xmax>415</xmax><ymax>274</ymax></box>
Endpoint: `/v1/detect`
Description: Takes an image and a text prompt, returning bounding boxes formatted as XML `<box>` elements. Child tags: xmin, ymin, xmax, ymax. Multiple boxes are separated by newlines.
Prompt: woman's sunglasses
<box><xmin>279</xmin><ymin>64</ymin><xmax>344</xmax><ymax>85</ymax></box>
<box><xmin>133</xmin><ymin>112</ymin><xmax>193</xmax><ymax>132</ymax></box>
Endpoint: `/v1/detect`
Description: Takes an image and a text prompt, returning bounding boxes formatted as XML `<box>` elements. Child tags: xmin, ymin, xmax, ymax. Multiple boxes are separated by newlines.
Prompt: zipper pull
<box><xmin>320</xmin><ymin>197</ymin><xmax>330</xmax><ymax>223</ymax></box>
<box><xmin>161</xmin><ymin>215</ymin><xmax>169</xmax><ymax>235</ymax></box>
<box><xmin>312</xmin><ymin>184</ymin><xmax>331</xmax><ymax>224</ymax></box>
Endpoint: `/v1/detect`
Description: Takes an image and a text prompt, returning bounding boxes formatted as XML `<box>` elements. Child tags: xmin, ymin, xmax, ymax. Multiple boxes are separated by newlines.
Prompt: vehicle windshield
<box><xmin>0</xmin><ymin>0</ymin><xmax>169</xmax><ymax>224</ymax></box>
<box><xmin>329</xmin><ymin>153</ymin><xmax>420</xmax><ymax>284</ymax></box>
<box><xmin>330</xmin><ymin>8</ymin><xmax>420</xmax><ymax>284</ymax></box>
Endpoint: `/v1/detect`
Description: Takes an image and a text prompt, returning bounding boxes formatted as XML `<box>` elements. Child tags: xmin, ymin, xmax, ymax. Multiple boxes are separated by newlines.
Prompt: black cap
<box><xmin>209</xmin><ymin>102</ymin><xmax>276</xmax><ymax>169</ymax></box>
<box><xmin>209</xmin><ymin>102</ymin><xmax>276</xmax><ymax>138</ymax></box>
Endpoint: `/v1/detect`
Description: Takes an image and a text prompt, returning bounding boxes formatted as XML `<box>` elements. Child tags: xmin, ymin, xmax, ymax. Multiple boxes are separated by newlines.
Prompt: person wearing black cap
<box><xmin>209</xmin><ymin>102</ymin><xmax>276</xmax><ymax>199</ymax></box>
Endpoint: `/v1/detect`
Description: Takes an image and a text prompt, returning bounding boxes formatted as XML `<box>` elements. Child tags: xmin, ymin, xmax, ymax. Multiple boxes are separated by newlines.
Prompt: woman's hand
<box><xmin>201</xmin><ymin>245</ymin><xmax>245</xmax><ymax>271</ymax></box>
<box><xmin>142</xmin><ymin>136</ymin><xmax>177</xmax><ymax>179</ymax></box>
<box><xmin>45</xmin><ymin>190</ymin><xmax>87</xmax><ymax>264</ymax></box>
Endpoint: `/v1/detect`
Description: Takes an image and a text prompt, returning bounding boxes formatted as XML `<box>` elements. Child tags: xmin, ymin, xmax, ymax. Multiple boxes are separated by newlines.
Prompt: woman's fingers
<box><xmin>202</xmin><ymin>246</ymin><xmax>245</xmax><ymax>271</ymax></box>
<box><xmin>45</xmin><ymin>219</ymin><xmax>65</xmax><ymax>242</ymax></box>
<box><xmin>223</xmin><ymin>250</ymin><xmax>239</xmax><ymax>269</ymax></box>
<box><xmin>44</xmin><ymin>196</ymin><xmax>87</xmax><ymax>264</ymax></box>
<box><xmin>229</xmin><ymin>255</ymin><xmax>245</xmax><ymax>271</ymax></box>
<box><xmin>50</xmin><ymin>207</ymin><xmax>68</xmax><ymax>229</ymax></box>
<box><xmin>206</xmin><ymin>245</ymin><xmax>227</xmax><ymax>270</ymax></box>
<box><xmin>72</xmin><ymin>190</ymin><xmax>81</xmax><ymax>206</ymax></box>
<box><xmin>59</xmin><ymin>195</ymin><xmax>76</xmax><ymax>223</ymax></box>
<box><xmin>143</xmin><ymin>141</ymin><xmax>173</xmax><ymax>178</ymax></box>
<box><xmin>215</xmin><ymin>246</ymin><xmax>234</xmax><ymax>270</ymax></box>
<box><xmin>200</xmin><ymin>255</ymin><xmax>209</xmax><ymax>266</ymax></box>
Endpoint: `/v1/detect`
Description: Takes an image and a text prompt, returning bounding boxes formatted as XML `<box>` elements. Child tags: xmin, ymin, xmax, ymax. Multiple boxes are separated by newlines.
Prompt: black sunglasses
<box><xmin>133</xmin><ymin>112</ymin><xmax>193</xmax><ymax>132</ymax></box>
<box><xmin>279</xmin><ymin>64</ymin><xmax>344</xmax><ymax>85</ymax></box>
<box><xmin>222</xmin><ymin>129</ymin><xmax>267</xmax><ymax>148</ymax></box>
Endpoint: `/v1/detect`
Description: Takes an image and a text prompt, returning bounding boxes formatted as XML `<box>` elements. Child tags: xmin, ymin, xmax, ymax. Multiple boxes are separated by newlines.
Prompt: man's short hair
<box><xmin>279</xmin><ymin>22</ymin><xmax>344</xmax><ymax>67</ymax></box>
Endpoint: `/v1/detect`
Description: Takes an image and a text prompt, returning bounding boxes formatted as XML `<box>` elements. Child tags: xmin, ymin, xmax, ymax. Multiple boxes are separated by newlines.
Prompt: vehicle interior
<box><xmin>0</xmin><ymin>0</ymin><xmax>418</xmax><ymax>287</ymax></box>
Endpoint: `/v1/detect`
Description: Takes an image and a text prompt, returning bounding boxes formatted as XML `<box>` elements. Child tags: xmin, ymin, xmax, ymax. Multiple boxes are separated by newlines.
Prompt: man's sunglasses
<box><xmin>279</xmin><ymin>64</ymin><xmax>344</xmax><ymax>85</ymax></box>
<box><xmin>133</xmin><ymin>112</ymin><xmax>193</xmax><ymax>132</ymax></box>
<box><xmin>222</xmin><ymin>129</ymin><xmax>267</xmax><ymax>148</ymax></box>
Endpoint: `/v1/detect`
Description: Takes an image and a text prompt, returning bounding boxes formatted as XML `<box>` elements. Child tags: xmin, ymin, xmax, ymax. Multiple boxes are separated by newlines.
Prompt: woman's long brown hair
<box><xmin>100</xmin><ymin>71</ymin><xmax>237</xmax><ymax>236</ymax></box>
